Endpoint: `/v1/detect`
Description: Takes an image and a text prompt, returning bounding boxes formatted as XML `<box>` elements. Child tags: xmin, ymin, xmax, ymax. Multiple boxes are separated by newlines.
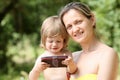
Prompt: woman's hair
<box><xmin>59</xmin><ymin>2</ymin><xmax>94</xmax><ymax>27</ymax></box>
<box><xmin>40</xmin><ymin>16</ymin><xmax>69</xmax><ymax>49</ymax></box>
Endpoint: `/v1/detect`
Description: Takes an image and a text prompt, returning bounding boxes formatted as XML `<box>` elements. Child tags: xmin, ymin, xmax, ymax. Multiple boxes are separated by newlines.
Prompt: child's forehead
<box><xmin>47</xmin><ymin>35</ymin><xmax>63</xmax><ymax>38</ymax></box>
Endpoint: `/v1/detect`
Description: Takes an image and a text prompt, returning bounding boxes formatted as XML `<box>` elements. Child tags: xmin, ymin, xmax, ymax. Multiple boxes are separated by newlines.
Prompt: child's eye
<box><xmin>56</xmin><ymin>41</ymin><xmax>61</xmax><ymax>43</ymax></box>
<box><xmin>48</xmin><ymin>40</ymin><xmax>53</xmax><ymax>43</ymax></box>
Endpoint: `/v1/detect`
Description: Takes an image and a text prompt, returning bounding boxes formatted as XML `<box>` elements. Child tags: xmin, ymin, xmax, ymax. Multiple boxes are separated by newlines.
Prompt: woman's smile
<box><xmin>73</xmin><ymin>29</ymin><xmax>84</xmax><ymax>39</ymax></box>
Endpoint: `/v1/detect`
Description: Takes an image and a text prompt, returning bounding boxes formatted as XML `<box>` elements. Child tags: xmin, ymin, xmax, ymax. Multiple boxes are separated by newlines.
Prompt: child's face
<box><xmin>45</xmin><ymin>35</ymin><xmax>64</xmax><ymax>54</ymax></box>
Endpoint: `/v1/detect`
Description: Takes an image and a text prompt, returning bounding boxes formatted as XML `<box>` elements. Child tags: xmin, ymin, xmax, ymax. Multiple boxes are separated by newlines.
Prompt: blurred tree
<box><xmin>0</xmin><ymin>0</ymin><xmax>18</xmax><ymax>72</ymax></box>
<box><xmin>0</xmin><ymin>0</ymin><xmax>80</xmax><ymax>73</ymax></box>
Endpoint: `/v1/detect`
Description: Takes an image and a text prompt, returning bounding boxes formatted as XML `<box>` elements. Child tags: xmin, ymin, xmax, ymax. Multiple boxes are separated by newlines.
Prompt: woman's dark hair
<box><xmin>59</xmin><ymin>2</ymin><xmax>93</xmax><ymax>26</ymax></box>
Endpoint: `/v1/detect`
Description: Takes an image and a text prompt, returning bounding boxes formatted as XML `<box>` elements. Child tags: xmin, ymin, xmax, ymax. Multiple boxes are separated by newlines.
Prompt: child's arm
<box><xmin>29</xmin><ymin>66</ymin><xmax>41</xmax><ymax>80</ymax></box>
<box><xmin>65</xmin><ymin>56</ymin><xmax>78</xmax><ymax>74</ymax></box>
<box><xmin>62</xmin><ymin>51</ymin><xmax>78</xmax><ymax>74</ymax></box>
<box><xmin>29</xmin><ymin>58</ymin><xmax>49</xmax><ymax>80</ymax></box>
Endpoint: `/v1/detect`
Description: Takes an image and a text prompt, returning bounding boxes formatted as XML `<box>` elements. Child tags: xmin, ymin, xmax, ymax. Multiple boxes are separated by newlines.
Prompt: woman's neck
<box><xmin>80</xmin><ymin>37</ymin><xmax>100</xmax><ymax>53</ymax></box>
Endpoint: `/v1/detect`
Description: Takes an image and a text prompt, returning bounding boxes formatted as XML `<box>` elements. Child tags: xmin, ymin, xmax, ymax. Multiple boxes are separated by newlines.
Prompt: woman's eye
<box><xmin>76</xmin><ymin>20</ymin><xmax>82</xmax><ymax>24</ymax></box>
<box><xmin>66</xmin><ymin>25</ymin><xmax>72</xmax><ymax>30</ymax></box>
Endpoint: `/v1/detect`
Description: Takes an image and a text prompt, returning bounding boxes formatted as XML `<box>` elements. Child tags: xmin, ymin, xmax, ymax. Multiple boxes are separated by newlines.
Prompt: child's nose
<box><xmin>52</xmin><ymin>42</ymin><xmax>57</xmax><ymax>46</ymax></box>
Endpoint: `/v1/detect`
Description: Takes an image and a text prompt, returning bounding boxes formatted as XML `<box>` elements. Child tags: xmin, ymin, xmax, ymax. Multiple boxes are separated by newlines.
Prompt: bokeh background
<box><xmin>0</xmin><ymin>0</ymin><xmax>120</xmax><ymax>80</ymax></box>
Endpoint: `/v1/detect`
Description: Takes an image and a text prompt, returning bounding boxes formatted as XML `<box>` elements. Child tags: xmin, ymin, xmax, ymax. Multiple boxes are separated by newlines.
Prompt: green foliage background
<box><xmin>0</xmin><ymin>0</ymin><xmax>120</xmax><ymax>80</ymax></box>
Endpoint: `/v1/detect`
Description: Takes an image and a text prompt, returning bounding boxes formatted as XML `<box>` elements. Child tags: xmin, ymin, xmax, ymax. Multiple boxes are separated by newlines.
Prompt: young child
<box><xmin>29</xmin><ymin>16</ymin><xmax>77</xmax><ymax>80</ymax></box>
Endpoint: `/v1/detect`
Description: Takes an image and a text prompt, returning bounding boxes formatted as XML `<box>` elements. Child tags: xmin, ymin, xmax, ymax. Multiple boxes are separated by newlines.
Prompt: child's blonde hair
<box><xmin>40</xmin><ymin>16</ymin><xmax>69</xmax><ymax>50</ymax></box>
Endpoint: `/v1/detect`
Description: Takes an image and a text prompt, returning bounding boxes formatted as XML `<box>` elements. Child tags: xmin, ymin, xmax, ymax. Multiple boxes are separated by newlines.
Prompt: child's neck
<box><xmin>46</xmin><ymin>50</ymin><xmax>64</xmax><ymax>56</ymax></box>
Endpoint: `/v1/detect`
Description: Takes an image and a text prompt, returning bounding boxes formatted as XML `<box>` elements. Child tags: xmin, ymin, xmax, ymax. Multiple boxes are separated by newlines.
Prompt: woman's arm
<box><xmin>98</xmin><ymin>48</ymin><xmax>119</xmax><ymax>80</ymax></box>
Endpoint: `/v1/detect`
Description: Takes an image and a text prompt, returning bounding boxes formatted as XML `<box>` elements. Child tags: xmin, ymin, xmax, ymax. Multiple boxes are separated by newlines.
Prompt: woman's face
<box><xmin>62</xmin><ymin>9</ymin><xmax>95</xmax><ymax>43</ymax></box>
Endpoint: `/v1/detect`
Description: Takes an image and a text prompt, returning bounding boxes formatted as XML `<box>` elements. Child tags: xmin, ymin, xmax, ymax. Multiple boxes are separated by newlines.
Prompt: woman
<box><xmin>59</xmin><ymin>2</ymin><xmax>119</xmax><ymax>80</ymax></box>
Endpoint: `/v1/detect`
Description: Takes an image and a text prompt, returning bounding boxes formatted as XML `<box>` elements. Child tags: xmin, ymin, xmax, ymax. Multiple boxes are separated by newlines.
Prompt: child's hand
<box><xmin>62</xmin><ymin>56</ymin><xmax>73</xmax><ymax>66</ymax></box>
<box><xmin>34</xmin><ymin>61</ymin><xmax>50</xmax><ymax>73</ymax></box>
<box><xmin>62</xmin><ymin>56</ymin><xmax>78</xmax><ymax>74</ymax></box>
<box><xmin>39</xmin><ymin>62</ymin><xmax>50</xmax><ymax>71</ymax></box>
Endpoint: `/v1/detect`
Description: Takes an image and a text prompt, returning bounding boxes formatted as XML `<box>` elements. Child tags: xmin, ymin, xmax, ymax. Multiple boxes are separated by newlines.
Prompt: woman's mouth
<box><xmin>73</xmin><ymin>30</ymin><xmax>84</xmax><ymax>38</ymax></box>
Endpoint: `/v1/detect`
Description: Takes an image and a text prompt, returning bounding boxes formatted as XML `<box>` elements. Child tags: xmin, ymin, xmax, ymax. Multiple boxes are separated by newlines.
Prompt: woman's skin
<box><xmin>62</xmin><ymin>9</ymin><xmax>119</xmax><ymax>80</ymax></box>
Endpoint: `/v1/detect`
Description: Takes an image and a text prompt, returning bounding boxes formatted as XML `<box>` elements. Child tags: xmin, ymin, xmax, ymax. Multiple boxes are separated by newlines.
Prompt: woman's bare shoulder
<box><xmin>100</xmin><ymin>44</ymin><xmax>118</xmax><ymax>57</ymax></box>
<box><xmin>98</xmin><ymin>44</ymin><xmax>119</xmax><ymax>80</ymax></box>
<box><xmin>99</xmin><ymin>43</ymin><xmax>119</xmax><ymax>68</ymax></box>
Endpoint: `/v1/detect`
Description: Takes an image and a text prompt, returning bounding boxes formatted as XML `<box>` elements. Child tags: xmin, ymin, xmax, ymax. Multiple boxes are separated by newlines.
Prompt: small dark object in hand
<box><xmin>41</xmin><ymin>56</ymin><xmax>68</xmax><ymax>67</ymax></box>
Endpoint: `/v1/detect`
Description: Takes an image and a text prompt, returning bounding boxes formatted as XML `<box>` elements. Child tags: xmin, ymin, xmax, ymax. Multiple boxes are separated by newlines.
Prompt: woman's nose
<box><xmin>73</xmin><ymin>26</ymin><xmax>80</xmax><ymax>32</ymax></box>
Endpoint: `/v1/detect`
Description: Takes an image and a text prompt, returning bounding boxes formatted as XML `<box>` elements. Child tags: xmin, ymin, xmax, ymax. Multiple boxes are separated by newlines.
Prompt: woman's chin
<box><xmin>74</xmin><ymin>39</ymin><xmax>83</xmax><ymax>44</ymax></box>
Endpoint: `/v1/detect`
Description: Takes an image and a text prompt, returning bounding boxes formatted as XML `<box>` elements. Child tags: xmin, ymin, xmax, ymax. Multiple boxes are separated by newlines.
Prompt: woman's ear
<box><xmin>90</xmin><ymin>13</ymin><xmax>96</xmax><ymax>28</ymax></box>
